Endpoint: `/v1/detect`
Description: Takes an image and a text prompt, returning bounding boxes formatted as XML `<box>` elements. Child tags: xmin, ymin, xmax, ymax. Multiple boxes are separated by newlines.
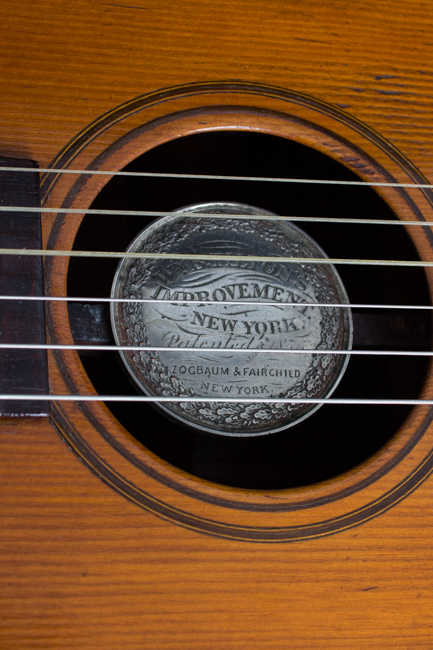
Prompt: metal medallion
<box><xmin>111</xmin><ymin>202</ymin><xmax>353</xmax><ymax>436</ymax></box>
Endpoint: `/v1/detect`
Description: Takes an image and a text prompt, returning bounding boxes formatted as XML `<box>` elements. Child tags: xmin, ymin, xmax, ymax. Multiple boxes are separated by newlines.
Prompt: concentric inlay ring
<box><xmin>44</xmin><ymin>81</ymin><xmax>433</xmax><ymax>542</ymax></box>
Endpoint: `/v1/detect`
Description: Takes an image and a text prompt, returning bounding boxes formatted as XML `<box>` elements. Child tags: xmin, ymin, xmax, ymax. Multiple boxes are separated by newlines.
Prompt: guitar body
<box><xmin>3</xmin><ymin>2</ymin><xmax>433</xmax><ymax>647</ymax></box>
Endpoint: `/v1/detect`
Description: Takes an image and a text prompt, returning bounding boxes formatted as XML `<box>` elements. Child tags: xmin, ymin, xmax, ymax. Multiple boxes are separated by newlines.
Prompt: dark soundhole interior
<box><xmin>67</xmin><ymin>131</ymin><xmax>432</xmax><ymax>489</ymax></box>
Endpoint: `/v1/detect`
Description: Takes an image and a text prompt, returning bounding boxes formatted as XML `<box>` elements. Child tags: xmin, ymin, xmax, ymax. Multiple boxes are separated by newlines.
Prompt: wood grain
<box><xmin>2</xmin><ymin>1</ymin><xmax>433</xmax><ymax>648</ymax></box>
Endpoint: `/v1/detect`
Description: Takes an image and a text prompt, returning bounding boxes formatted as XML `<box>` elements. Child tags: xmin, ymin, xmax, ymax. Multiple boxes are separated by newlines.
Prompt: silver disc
<box><xmin>111</xmin><ymin>202</ymin><xmax>353</xmax><ymax>436</ymax></box>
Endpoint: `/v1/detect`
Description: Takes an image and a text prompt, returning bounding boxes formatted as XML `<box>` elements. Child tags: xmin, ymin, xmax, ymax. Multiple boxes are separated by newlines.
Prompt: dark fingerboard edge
<box><xmin>0</xmin><ymin>157</ymin><xmax>49</xmax><ymax>417</ymax></box>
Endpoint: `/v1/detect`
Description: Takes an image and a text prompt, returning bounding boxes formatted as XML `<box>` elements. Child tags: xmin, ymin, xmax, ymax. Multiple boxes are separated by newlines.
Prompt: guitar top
<box><xmin>2</xmin><ymin>1</ymin><xmax>433</xmax><ymax>648</ymax></box>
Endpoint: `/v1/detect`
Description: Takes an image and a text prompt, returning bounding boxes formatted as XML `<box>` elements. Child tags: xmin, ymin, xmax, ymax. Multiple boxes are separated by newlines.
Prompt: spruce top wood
<box><xmin>2</xmin><ymin>2</ymin><xmax>433</xmax><ymax>648</ymax></box>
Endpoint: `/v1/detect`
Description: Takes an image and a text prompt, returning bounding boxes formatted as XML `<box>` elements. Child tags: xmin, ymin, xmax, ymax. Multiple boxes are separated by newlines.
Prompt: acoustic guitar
<box><xmin>2</xmin><ymin>1</ymin><xmax>433</xmax><ymax>647</ymax></box>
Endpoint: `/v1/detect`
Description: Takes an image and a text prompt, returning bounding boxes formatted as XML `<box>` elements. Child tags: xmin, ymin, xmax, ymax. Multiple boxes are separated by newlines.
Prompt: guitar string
<box><xmin>0</xmin><ymin>343</ymin><xmax>429</xmax><ymax>356</ymax></box>
<box><xmin>0</xmin><ymin>295</ymin><xmax>430</xmax><ymax>310</ymax></box>
<box><xmin>2</xmin><ymin>165</ymin><xmax>433</xmax><ymax>189</ymax></box>
<box><xmin>2</xmin><ymin>204</ymin><xmax>433</xmax><ymax>228</ymax></box>
<box><xmin>1</xmin><ymin>247</ymin><xmax>433</xmax><ymax>267</ymax></box>
<box><xmin>1</xmin><ymin>394</ymin><xmax>433</xmax><ymax>406</ymax></box>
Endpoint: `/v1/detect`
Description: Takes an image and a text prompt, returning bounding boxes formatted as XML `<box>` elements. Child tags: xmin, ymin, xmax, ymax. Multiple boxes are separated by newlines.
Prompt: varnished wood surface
<box><xmin>3</xmin><ymin>419</ymin><xmax>433</xmax><ymax>649</ymax></box>
<box><xmin>2</xmin><ymin>1</ymin><xmax>433</xmax><ymax>647</ymax></box>
<box><xmin>2</xmin><ymin>0</ymin><xmax>433</xmax><ymax>175</ymax></box>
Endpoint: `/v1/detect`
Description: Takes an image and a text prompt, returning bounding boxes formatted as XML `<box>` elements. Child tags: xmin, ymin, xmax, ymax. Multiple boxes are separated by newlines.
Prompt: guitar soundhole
<box><xmin>67</xmin><ymin>131</ymin><xmax>431</xmax><ymax>489</ymax></box>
